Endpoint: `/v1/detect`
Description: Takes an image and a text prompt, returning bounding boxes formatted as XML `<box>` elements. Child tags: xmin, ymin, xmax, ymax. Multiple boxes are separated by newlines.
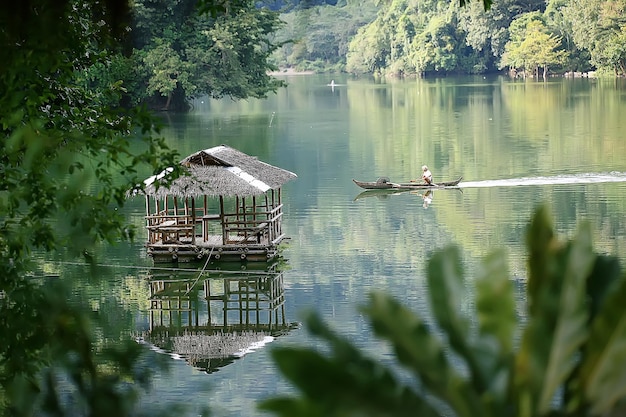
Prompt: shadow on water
<box><xmin>459</xmin><ymin>172</ymin><xmax>626</xmax><ymax>189</ymax></box>
<box><xmin>353</xmin><ymin>187</ymin><xmax>463</xmax><ymax>204</ymax></box>
<box><xmin>138</xmin><ymin>263</ymin><xmax>299</xmax><ymax>374</ymax></box>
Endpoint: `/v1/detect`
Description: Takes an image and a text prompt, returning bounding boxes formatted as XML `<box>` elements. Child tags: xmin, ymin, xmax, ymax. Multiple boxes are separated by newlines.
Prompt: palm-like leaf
<box><xmin>427</xmin><ymin>245</ymin><xmax>471</xmax><ymax>349</ymax></box>
<box><xmin>427</xmin><ymin>246</ymin><xmax>490</xmax><ymax>398</ymax></box>
<box><xmin>514</xmin><ymin>207</ymin><xmax>594</xmax><ymax>415</ymax></box>
<box><xmin>260</xmin><ymin>311</ymin><xmax>441</xmax><ymax>417</ymax></box>
<box><xmin>364</xmin><ymin>291</ymin><xmax>485</xmax><ymax>417</ymax></box>
<box><xmin>476</xmin><ymin>249</ymin><xmax>516</xmax><ymax>358</ymax></box>
<box><xmin>474</xmin><ymin>249</ymin><xmax>516</xmax><ymax>404</ymax></box>
<box><xmin>579</xmin><ymin>273</ymin><xmax>626</xmax><ymax>414</ymax></box>
<box><xmin>264</xmin><ymin>206</ymin><xmax>626</xmax><ymax>417</ymax></box>
<box><xmin>427</xmin><ymin>245</ymin><xmax>516</xmax><ymax>409</ymax></box>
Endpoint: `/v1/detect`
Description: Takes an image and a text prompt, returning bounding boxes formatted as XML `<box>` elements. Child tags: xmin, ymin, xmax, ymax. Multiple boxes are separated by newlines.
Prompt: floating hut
<box><xmin>137</xmin><ymin>145</ymin><xmax>297</xmax><ymax>263</ymax></box>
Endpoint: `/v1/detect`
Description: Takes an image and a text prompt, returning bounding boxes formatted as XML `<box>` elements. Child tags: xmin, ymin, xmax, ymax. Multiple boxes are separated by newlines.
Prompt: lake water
<box><xmin>54</xmin><ymin>75</ymin><xmax>626</xmax><ymax>416</ymax></box>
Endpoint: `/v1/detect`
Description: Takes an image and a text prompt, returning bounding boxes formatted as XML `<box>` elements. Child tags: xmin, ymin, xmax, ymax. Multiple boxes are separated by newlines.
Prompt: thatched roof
<box><xmin>139</xmin><ymin>145</ymin><xmax>297</xmax><ymax>198</ymax></box>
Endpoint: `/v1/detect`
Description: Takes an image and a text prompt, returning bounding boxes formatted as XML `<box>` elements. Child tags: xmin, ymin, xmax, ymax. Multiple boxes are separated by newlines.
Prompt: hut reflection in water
<box><xmin>142</xmin><ymin>265</ymin><xmax>297</xmax><ymax>374</ymax></box>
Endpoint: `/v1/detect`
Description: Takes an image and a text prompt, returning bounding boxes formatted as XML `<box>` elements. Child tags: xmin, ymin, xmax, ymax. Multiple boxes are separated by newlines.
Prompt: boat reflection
<box><xmin>141</xmin><ymin>263</ymin><xmax>298</xmax><ymax>374</ymax></box>
<box><xmin>353</xmin><ymin>188</ymin><xmax>411</xmax><ymax>201</ymax></box>
<box><xmin>412</xmin><ymin>189</ymin><xmax>434</xmax><ymax>209</ymax></box>
<box><xmin>353</xmin><ymin>187</ymin><xmax>461</xmax><ymax>205</ymax></box>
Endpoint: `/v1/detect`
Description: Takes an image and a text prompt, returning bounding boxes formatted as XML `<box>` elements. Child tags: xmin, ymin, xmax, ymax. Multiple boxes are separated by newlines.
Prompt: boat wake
<box><xmin>459</xmin><ymin>172</ymin><xmax>626</xmax><ymax>189</ymax></box>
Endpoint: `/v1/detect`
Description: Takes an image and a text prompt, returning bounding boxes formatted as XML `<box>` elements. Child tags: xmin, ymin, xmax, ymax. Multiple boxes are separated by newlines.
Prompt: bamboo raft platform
<box><xmin>132</xmin><ymin>145</ymin><xmax>297</xmax><ymax>263</ymax></box>
<box><xmin>144</xmin><ymin>200</ymin><xmax>287</xmax><ymax>263</ymax></box>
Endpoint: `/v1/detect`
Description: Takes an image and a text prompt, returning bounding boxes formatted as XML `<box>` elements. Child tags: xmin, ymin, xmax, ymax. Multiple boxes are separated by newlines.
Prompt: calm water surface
<box><xmin>55</xmin><ymin>75</ymin><xmax>626</xmax><ymax>416</ymax></box>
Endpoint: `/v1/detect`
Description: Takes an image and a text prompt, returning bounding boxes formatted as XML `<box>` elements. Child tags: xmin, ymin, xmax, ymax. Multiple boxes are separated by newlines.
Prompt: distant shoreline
<box><xmin>268</xmin><ymin>68</ymin><xmax>315</xmax><ymax>76</ymax></box>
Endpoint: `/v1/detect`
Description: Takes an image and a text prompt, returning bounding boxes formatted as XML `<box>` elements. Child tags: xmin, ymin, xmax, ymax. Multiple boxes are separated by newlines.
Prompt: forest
<box><xmin>270</xmin><ymin>0</ymin><xmax>626</xmax><ymax>78</ymax></box>
<box><xmin>83</xmin><ymin>0</ymin><xmax>625</xmax><ymax>111</ymax></box>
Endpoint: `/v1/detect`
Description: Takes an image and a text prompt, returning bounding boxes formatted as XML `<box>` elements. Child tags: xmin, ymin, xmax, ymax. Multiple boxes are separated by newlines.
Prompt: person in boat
<box><xmin>421</xmin><ymin>165</ymin><xmax>433</xmax><ymax>185</ymax></box>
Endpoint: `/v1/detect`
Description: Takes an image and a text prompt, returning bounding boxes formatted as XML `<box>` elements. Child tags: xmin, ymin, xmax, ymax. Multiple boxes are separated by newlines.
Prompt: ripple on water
<box><xmin>460</xmin><ymin>172</ymin><xmax>626</xmax><ymax>189</ymax></box>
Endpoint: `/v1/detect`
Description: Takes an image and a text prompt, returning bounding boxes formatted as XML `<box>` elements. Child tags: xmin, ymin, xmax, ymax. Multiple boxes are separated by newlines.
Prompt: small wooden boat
<box><xmin>352</xmin><ymin>176</ymin><xmax>463</xmax><ymax>190</ymax></box>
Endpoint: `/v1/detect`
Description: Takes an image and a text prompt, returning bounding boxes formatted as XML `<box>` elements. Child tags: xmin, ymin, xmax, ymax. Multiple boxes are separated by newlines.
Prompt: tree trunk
<box><xmin>163</xmin><ymin>92</ymin><xmax>172</xmax><ymax>111</ymax></box>
<box><xmin>147</xmin><ymin>85</ymin><xmax>190</xmax><ymax>112</ymax></box>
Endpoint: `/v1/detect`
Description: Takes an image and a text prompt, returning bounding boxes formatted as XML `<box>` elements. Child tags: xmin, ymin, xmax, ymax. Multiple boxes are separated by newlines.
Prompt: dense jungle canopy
<box><xmin>13</xmin><ymin>0</ymin><xmax>622</xmax><ymax>111</ymax></box>
<box><xmin>5</xmin><ymin>0</ymin><xmax>618</xmax><ymax>113</ymax></box>
<box><xmin>272</xmin><ymin>0</ymin><xmax>626</xmax><ymax>78</ymax></box>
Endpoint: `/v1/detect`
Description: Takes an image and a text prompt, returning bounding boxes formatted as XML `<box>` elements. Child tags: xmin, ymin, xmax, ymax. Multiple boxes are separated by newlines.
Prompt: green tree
<box><xmin>271</xmin><ymin>2</ymin><xmax>378</xmax><ymax>73</ymax></box>
<box><xmin>457</xmin><ymin>0</ymin><xmax>545</xmax><ymax>69</ymax></box>
<box><xmin>544</xmin><ymin>0</ymin><xmax>593</xmax><ymax>73</ymax></box>
<box><xmin>80</xmin><ymin>54</ymin><xmax>148</xmax><ymax>108</ymax></box>
<box><xmin>410</xmin><ymin>13</ymin><xmax>475</xmax><ymax>75</ymax></box>
<box><xmin>345</xmin><ymin>17</ymin><xmax>392</xmax><ymax>75</ymax></box>
<box><xmin>261</xmin><ymin>206</ymin><xmax>626</xmax><ymax>416</ymax></box>
<box><xmin>499</xmin><ymin>12</ymin><xmax>544</xmax><ymax>73</ymax></box>
<box><xmin>345</xmin><ymin>0</ymin><xmax>548</xmax><ymax>77</ymax></box>
<box><xmin>132</xmin><ymin>0</ymin><xmax>285</xmax><ymax>110</ymax></box>
<box><xmin>141</xmin><ymin>39</ymin><xmax>195</xmax><ymax>109</ymax></box>
<box><xmin>563</xmin><ymin>0</ymin><xmax>626</xmax><ymax>75</ymax></box>
<box><xmin>500</xmin><ymin>16</ymin><xmax>568</xmax><ymax>78</ymax></box>
<box><xmin>346</xmin><ymin>0</ymin><xmax>434</xmax><ymax>76</ymax></box>
<box><xmin>0</xmin><ymin>0</ymin><xmax>297</xmax><ymax>411</ymax></box>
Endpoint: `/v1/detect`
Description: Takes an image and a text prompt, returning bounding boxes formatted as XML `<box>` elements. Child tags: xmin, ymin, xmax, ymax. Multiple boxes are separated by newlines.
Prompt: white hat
<box><xmin>422</xmin><ymin>165</ymin><xmax>428</xmax><ymax>171</ymax></box>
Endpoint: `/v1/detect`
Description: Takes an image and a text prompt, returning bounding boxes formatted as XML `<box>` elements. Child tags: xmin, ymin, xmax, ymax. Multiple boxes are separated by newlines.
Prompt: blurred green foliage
<box><xmin>127</xmin><ymin>0</ymin><xmax>286</xmax><ymax>110</ymax></box>
<box><xmin>1</xmin><ymin>279</ymin><xmax>173</xmax><ymax>417</ymax></box>
<box><xmin>261</xmin><ymin>206</ymin><xmax>626</xmax><ymax>417</ymax></box>
<box><xmin>0</xmin><ymin>0</ymin><xmax>177</xmax><ymax>415</ymax></box>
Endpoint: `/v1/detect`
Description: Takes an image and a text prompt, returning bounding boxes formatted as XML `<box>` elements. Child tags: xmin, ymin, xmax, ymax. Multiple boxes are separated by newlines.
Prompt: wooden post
<box><xmin>252</xmin><ymin>196</ymin><xmax>257</xmax><ymax>222</ymax></box>
<box><xmin>220</xmin><ymin>196</ymin><xmax>226</xmax><ymax>244</ymax></box>
<box><xmin>204</xmin><ymin>279</ymin><xmax>212</xmax><ymax>329</ymax></box>
<box><xmin>222</xmin><ymin>279</ymin><xmax>228</xmax><ymax>328</ymax></box>
<box><xmin>239</xmin><ymin>196</ymin><xmax>245</xmax><ymax>224</ymax></box>
<box><xmin>191</xmin><ymin>197</ymin><xmax>196</xmax><ymax>244</ymax></box>
<box><xmin>277</xmin><ymin>189</ymin><xmax>282</xmax><ymax>237</ymax></box>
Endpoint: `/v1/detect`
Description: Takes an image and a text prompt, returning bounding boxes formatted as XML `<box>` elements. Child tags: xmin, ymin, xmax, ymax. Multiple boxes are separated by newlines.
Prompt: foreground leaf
<box><xmin>474</xmin><ymin>248</ymin><xmax>516</xmax><ymax>406</ymax></box>
<box><xmin>364</xmin><ymin>291</ymin><xmax>485</xmax><ymax>417</ymax></box>
<box><xmin>579</xmin><ymin>273</ymin><xmax>626</xmax><ymax>414</ymax></box>
<box><xmin>261</xmin><ymin>312</ymin><xmax>440</xmax><ymax>417</ymax></box>
<box><xmin>515</xmin><ymin>208</ymin><xmax>593</xmax><ymax>416</ymax></box>
<box><xmin>476</xmin><ymin>249</ymin><xmax>516</xmax><ymax>358</ymax></box>
<box><xmin>428</xmin><ymin>245</ymin><xmax>501</xmax><ymax>399</ymax></box>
